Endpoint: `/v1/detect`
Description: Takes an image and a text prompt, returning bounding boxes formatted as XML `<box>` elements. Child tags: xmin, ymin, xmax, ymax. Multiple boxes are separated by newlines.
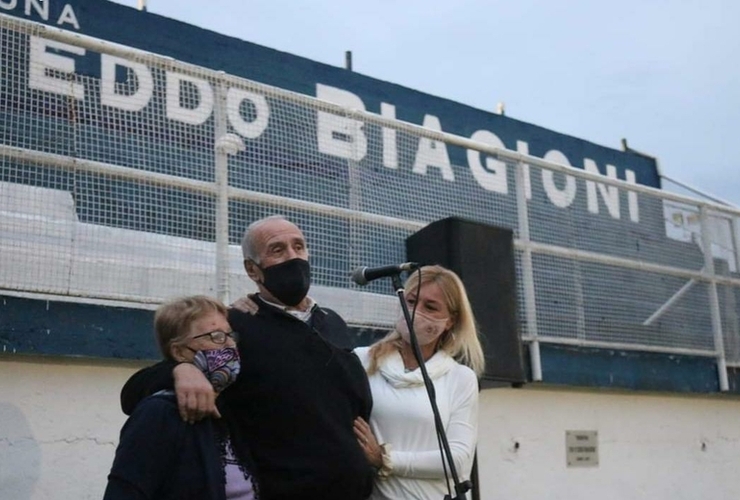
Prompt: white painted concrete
<box><xmin>477</xmin><ymin>386</ymin><xmax>740</xmax><ymax>500</ymax></box>
<box><xmin>0</xmin><ymin>181</ymin><xmax>399</xmax><ymax>326</ymax></box>
<box><xmin>2</xmin><ymin>357</ymin><xmax>739</xmax><ymax>499</ymax></box>
<box><xmin>0</xmin><ymin>356</ymin><xmax>144</xmax><ymax>500</ymax></box>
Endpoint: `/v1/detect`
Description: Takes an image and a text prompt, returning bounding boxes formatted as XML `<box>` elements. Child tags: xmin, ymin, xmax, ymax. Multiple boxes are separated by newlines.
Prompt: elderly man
<box><xmin>120</xmin><ymin>215</ymin><xmax>374</xmax><ymax>500</ymax></box>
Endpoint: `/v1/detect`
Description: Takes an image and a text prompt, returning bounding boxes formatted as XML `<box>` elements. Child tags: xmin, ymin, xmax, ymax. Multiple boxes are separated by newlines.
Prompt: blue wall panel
<box><xmin>3</xmin><ymin>2</ymin><xmax>730</xmax><ymax>395</ymax></box>
<box><xmin>0</xmin><ymin>295</ymin><xmax>387</xmax><ymax>360</ymax></box>
<box><xmin>536</xmin><ymin>344</ymin><xmax>721</xmax><ymax>394</ymax></box>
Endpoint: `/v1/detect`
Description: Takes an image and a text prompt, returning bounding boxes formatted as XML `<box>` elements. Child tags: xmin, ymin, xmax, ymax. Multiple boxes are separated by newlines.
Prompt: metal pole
<box><xmin>733</xmin><ymin>216</ymin><xmax>740</xmax><ymax>275</ymax></box>
<box><xmin>213</xmin><ymin>81</ymin><xmax>230</xmax><ymax>304</ymax></box>
<box><xmin>516</xmin><ymin>160</ymin><xmax>541</xmax><ymax>381</ymax></box>
<box><xmin>723</xmin><ymin>214</ymin><xmax>740</xmax><ymax>367</ymax></box>
<box><xmin>662</xmin><ymin>174</ymin><xmax>735</xmax><ymax>207</ymax></box>
<box><xmin>700</xmin><ymin>205</ymin><xmax>729</xmax><ymax>391</ymax></box>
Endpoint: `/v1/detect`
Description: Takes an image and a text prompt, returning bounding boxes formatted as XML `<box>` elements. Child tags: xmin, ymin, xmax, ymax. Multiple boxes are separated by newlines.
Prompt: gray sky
<box><xmin>111</xmin><ymin>0</ymin><xmax>740</xmax><ymax>207</ymax></box>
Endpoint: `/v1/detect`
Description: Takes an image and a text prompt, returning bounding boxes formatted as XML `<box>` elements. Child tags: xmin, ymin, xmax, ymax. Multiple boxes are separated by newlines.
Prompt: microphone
<box><xmin>351</xmin><ymin>262</ymin><xmax>419</xmax><ymax>286</ymax></box>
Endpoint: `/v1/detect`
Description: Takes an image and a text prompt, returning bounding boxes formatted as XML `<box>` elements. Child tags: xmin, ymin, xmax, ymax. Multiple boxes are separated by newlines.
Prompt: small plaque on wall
<box><xmin>566</xmin><ymin>430</ymin><xmax>599</xmax><ymax>467</ymax></box>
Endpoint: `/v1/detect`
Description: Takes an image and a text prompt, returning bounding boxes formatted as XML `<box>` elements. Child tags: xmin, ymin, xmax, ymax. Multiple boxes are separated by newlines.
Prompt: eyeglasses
<box><xmin>190</xmin><ymin>330</ymin><xmax>238</xmax><ymax>344</ymax></box>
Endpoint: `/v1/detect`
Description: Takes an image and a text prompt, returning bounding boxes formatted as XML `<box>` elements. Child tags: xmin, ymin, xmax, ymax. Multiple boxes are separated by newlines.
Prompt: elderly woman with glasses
<box><xmin>104</xmin><ymin>295</ymin><xmax>258</xmax><ymax>500</ymax></box>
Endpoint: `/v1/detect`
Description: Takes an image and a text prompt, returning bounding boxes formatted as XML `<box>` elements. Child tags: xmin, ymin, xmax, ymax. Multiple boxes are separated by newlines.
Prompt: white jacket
<box><xmin>354</xmin><ymin>346</ymin><xmax>479</xmax><ymax>500</ymax></box>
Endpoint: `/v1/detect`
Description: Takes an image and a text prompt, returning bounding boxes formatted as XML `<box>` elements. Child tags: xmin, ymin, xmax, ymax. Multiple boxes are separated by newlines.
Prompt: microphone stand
<box><xmin>391</xmin><ymin>273</ymin><xmax>472</xmax><ymax>500</ymax></box>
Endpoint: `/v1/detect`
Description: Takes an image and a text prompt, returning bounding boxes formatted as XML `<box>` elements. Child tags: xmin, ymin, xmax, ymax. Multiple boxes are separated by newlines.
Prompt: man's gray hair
<box><xmin>240</xmin><ymin>214</ymin><xmax>289</xmax><ymax>263</ymax></box>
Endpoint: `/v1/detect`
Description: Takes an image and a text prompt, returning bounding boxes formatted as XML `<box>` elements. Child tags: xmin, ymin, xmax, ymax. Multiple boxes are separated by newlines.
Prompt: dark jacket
<box><xmin>120</xmin><ymin>297</ymin><xmax>374</xmax><ymax>500</ymax></box>
<box><xmin>104</xmin><ymin>394</ymin><xmax>227</xmax><ymax>500</ymax></box>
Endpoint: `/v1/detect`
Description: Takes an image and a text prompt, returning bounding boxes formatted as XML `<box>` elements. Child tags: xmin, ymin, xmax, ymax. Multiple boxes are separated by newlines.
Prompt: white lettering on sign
<box><xmin>315</xmin><ymin>84</ymin><xmax>641</xmax><ymax>218</ymax></box>
<box><xmin>413</xmin><ymin>115</ymin><xmax>454</xmax><ymax>181</ymax></box>
<box><xmin>542</xmin><ymin>150</ymin><xmax>577</xmax><ymax>208</ymax></box>
<box><xmin>467</xmin><ymin>130</ymin><xmax>508</xmax><ymax>194</ymax></box>
<box><xmin>316</xmin><ymin>83</ymin><xmax>367</xmax><ymax>162</ymax></box>
<box><xmin>380</xmin><ymin>102</ymin><xmax>397</xmax><ymax>169</ymax></box>
<box><xmin>227</xmin><ymin>88</ymin><xmax>269</xmax><ymax>139</ymax></box>
<box><xmin>28</xmin><ymin>37</ymin><xmax>85</xmax><ymax>99</ymax></box>
<box><xmin>25</xmin><ymin>0</ymin><xmax>46</xmax><ymax>18</ymax></box>
<box><xmin>20</xmin><ymin>34</ymin><xmax>648</xmax><ymax>224</ymax></box>
<box><xmin>165</xmin><ymin>72</ymin><xmax>213</xmax><ymax>125</ymax></box>
<box><xmin>0</xmin><ymin>1</ymin><xmax>79</xmax><ymax>30</ymax></box>
<box><xmin>100</xmin><ymin>55</ymin><xmax>153</xmax><ymax>112</ymax></box>
<box><xmin>57</xmin><ymin>3</ymin><xmax>79</xmax><ymax>29</ymax></box>
<box><xmin>585</xmin><ymin>159</ymin><xmax>620</xmax><ymax>219</ymax></box>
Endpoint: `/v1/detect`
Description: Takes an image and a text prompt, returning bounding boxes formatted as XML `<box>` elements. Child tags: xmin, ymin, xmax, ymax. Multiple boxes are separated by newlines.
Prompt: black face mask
<box><xmin>258</xmin><ymin>258</ymin><xmax>311</xmax><ymax>307</ymax></box>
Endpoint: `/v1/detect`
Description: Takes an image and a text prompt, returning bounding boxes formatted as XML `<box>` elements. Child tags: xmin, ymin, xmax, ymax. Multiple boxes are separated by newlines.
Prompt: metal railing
<box><xmin>1</xmin><ymin>14</ymin><xmax>739</xmax><ymax>389</ymax></box>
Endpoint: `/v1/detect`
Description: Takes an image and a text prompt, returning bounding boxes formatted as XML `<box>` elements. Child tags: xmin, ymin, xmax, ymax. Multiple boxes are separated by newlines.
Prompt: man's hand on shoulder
<box><xmin>230</xmin><ymin>293</ymin><xmax>259</xmax><ymax>315</ymax></box>
<box><xmin>173</xmin><ymin>363</ymin><xmax>221</xmax><ymax>423</ymax></box>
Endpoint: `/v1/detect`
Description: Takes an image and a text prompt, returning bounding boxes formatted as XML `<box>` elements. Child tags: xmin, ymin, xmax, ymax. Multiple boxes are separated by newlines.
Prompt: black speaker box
<box><xmin>406</xmin><ymin>217</ymin><xmax>526</xmax><ymax>385</ymax></box>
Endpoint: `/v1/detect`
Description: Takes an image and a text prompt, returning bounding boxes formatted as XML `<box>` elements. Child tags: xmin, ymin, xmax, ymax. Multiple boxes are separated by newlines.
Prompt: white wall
<box><xmin>2</xmin><ymin>356</ymin><xmax>740</xmax><ymax>500</ymax></box>
<box><xmin>0</xmin><ymin>356</ymin><xmax>144</xmax><ymax>500</ymax></box>
<box><xmin>477</xmin><ymin>386</ymin><xmax>740</xmax><ymax>500</ymax></box>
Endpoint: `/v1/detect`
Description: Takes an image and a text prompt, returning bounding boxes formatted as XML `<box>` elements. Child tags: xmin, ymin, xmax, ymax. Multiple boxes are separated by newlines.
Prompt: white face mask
<box><xmin>395</xmin><ymin>310</ymin><xmax>449</xmax><ymax>346</ymax></box>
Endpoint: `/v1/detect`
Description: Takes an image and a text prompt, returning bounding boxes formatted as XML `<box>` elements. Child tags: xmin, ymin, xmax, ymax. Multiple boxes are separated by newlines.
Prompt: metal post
<box><xmin>700</xmin><ymin>205</ymin><xmax>729</xmax><ymax>391</ymax></box>
<box><xmin>516</xmin><ymin>160</ymin><xmax>541</xmax><ymax>381</ymax></box>
<box><xmin>727</xmin><ymin>216</ymin><xmax>740</xmax><ymax>364</ymax></box>
<box><xmin>213</xmin><ymin>81</ymin><xmax>230</xmax><ymax>305</ymax></box>
<box><xmin>733</xmin><ymin>216</ymin><xmax>740</xmax><ymax>275</ymax></box>
<box><xmin>345</xmin><ymin>50</ymin><xmax>353</xmax><ymax>71</ymax></box>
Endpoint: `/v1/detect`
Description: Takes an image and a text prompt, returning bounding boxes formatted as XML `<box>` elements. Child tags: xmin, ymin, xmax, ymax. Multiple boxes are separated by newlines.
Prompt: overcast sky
<box><xmin>110</xmin><ymin>0</ymin><xmax>740</xmax><ymax>207</ymax></box>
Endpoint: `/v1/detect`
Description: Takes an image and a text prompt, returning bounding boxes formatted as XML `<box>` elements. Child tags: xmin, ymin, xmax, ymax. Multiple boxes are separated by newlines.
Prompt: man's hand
<box><xmin>173</xmin><ymin>363</ymin><xmax>221</xmax><ymax>423</ymax></box>
<box><xmin>354</xmin><ymin>416</ymin><xmax>383</xmax><ymax>468</ymax></box>
<box><xmin>231</xmin><ymin>293</ymin><xmax>260</xmax><ymax>315</ymax></box>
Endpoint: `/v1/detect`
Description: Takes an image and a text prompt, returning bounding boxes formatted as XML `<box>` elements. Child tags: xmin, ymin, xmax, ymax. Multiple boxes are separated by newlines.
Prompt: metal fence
<box><xmin>1</xmin><ymin>15</ymin><xmax>739</xmax><ymax>388</ymax></box>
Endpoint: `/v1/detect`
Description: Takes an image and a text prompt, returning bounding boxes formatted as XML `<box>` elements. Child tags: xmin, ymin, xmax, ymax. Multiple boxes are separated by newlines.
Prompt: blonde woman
<box><xmin>353</xmin><ymin>265</ymin><xmax>484</xmax><ymax>500</ymax></box>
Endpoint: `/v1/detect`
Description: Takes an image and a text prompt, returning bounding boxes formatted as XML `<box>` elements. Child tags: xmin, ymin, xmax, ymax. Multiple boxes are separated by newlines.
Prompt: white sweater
<box><xmin>354</xmin><ymin>347</ymin><xmax>479</xmax><ymax>500</ymax></box>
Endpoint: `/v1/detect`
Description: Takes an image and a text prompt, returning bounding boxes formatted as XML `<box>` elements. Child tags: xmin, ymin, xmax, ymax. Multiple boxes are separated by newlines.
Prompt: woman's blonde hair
<box><xmin>367</xmin><ymin>265</ymin><xmax>485</xmax><ymax>377</ymax></box>
<box><xmin>154</xmin><ymin>295</ymin><xmax>228</xmax><ymax>360</ymax></box>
